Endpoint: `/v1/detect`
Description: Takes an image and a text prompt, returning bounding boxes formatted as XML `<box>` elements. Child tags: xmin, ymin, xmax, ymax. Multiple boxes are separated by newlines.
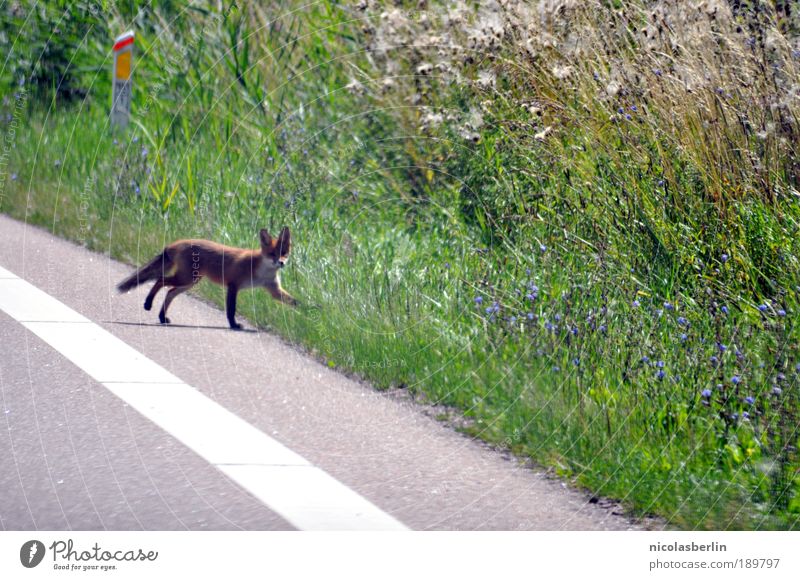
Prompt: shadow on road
<box><xmin>106</xmin><ymin>321</ymin><xmax>259</xmax><ymax>333</ymax></box>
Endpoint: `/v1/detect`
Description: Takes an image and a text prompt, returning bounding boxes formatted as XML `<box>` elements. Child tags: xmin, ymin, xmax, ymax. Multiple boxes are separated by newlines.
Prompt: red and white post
<box><xmin>111</xmin><ymin>31</ymin><xmax>135</xmax><ymax>127</ymax></box>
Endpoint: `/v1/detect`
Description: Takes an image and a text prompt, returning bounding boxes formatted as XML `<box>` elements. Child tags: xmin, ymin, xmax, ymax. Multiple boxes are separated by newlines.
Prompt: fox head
<box><xmin>260</xmin><ymin>227</ymin><xmax>291</xmax><ymax>268</ymax></box>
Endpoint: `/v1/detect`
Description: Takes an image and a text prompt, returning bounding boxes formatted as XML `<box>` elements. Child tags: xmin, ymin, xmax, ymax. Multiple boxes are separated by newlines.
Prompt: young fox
<box><xmin>117</xmin><ymin>227</ymin><xmax>297</xmax><ymax>330</ymax></box>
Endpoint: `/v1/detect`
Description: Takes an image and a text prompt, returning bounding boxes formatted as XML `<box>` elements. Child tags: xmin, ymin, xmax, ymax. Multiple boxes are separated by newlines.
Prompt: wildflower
<box><xmin>717</xmin><ymin>343</ymin><xmax>727</xmax><ymax>352</ymax></box>
<box><xmin>630</xmin><ymin>105</ymin><xmax>638</xmax><ymax>112</ymax></box>
<box><xmin>745</xmin><ymin>396</ymin><xmax>755</xmax><ymax>405</ymax></box>
<box><xmin>539</xmin><ymin>244</ymin><xmax>546</xmax><ymax>253</ymax></box>
<box><xmin>710</xmin><ymin>355</ymin><xmax>719</xmax><ymax>366</ymax></box>
<box><xmin>657</xmin><ymin>179</ymin><xmax>665</xmax><ymax>187</ymax></box>
<box><xmin>625</xmin><ymin>114</ymin><xmax>632</xmax><ymax>121</ymax></box>
<box><xmin>772</xmin><ymin>387</ymin><xmax>782</xmax><ymax>396</ymax></box>
<box><xmin>141</xmin><ymin>146</ymin><xmax>148</xmax><ymax>158</ymax></box>
<box><xmin>721</xmin><ymin>253</ymin><xmax>729</xmax><ymax>262</ymax></box>
<box><xmin>758</xmin><ymin>304</ymin><xmax>768</xmax><ymax>312</ymax></box>
<box><xmin>701</xmin><ymin>389</ymin><xmax>712</xmax><ymax>398</ymax></box>
<box><xmin>10</xmin><ymin>173</ymin><xmax>17</xmax><ymax>181</ymax></box>
<box><xmin>653</xmin><ymin>68</ymin><xmax>662</xmax><ymax>76</ymax></box>
<box><xmin>657</xmin><ymin>370</ymin><xmax>666</xmax><ymax>380</ymax></box>
<box><xmin>617</xmin><ymin>107</ymin><xmax>624</xmax><ymax>114</ymax></box>
<box><xmin>663</xmin><ymin>301</ymin><xmax>674</xmax><ymax>311</ymax></box>
<box><xmin>632</xmin><ymin>300</ymin><xmax>640</xmax><ymax>308</ymax></box>
<box><xmin>527</xmin><ymin>312</ymin><xmax>534</xmax><ymax>320</ymax></box>
<box><xmin>657</xmin><ymin>360</ymin><xmax>665</xmax><ymax>368</ymax></box>
<box><xmin>742</xmin><ymin>411</ymin><xmax>750</xmax><ymax>420</ymax></box>
<box><xmin>572</xmin><ymin>358</ymin><xmax>580</xmax><ymax>366</ymax></box>
<box><xmin>599</xmin><ymin>324</ymin><xmax>607</xmax><ymax>333</ymax></box>
<box><xmin>485</xmin><ymin>302</ymin><xmax>500</xmax><ymax>315</ymax></box>
<box><xmin>778</xmin><ymin>309</ymin><xmax>786</xmax><ymax>317</ymax></box>
<box><xmin>731</xmin><ymin>375</ymin><xmax>741</xmax><ymax>385</ymax></box>
<box><xmin>552</xmin><ymin>366</ymin><xmax>560</xmax><ymax>372</ymax></box>
<box><xmin>509</xmin><ymin>316</ymin><xmax>517</xmax><ymax>324</ymax></box>
<box><xmin>554</xmin><ymin>313</ymin><xmax>561</xmax><ymax>322</ymax></box>
<box><xmin>721</xmin><ymin>306</ymin><xmax>729</xmax><ymax>315</ymax></box>
<box><xmin>796</xmin><ymin>362</ymin><xmax>800</xmax><ymax>373</ymax></box>
<box><xmin>677</xmin><ymin>316</ymin><xmax>689</xmax><ymax>326</ymax></box>
<box><xmin>777</xmin><ymin>373</ymin><xmax>786</xmax><ymax>382</ymax></box>
<box><xmin>680</xmin><ymin>333</ymin><xmax>688</xmax><ymax>342</ymax></box>
<box><xmin>641</xmin><ymin>356</ymin><xmax>650</xmax><ymax>363</ymax></box>
<box><xmin>132</xmin><ymin>135</ymin><xmax>139</xmax><ymax>143</ymax></box>
<box><xmin>731</xmin><ymin>413</ymin><xmax>739</xmax><ymax>421</ymax></box>
<box><xmin>474</xmin><ymin>296</ymin><xmax>483</xmax><ymax>305</ymax></box>
<box><xmin>571</xmin><ymin>326</ymin><xmax>578</xmax><ymax>336</ymax></box>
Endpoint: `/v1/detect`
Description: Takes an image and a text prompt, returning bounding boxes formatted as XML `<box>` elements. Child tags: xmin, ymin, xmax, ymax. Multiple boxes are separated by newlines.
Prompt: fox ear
<box><xmin>259</xmin><ymin>229</ymin><xmax>273</xmax><ymax>246</ymax></box>
<box><xmin>277</xmin><ymin>227</ymin><xmax>291</xmax><ymax>252</ymax></box>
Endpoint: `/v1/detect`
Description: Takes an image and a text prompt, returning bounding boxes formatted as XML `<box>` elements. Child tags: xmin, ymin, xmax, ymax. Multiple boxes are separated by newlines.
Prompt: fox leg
<box><xmin>266</xmin><ymin>282</ymin><xmax>298</xmax><ymax>307</ymax></box>
<box><xmin>158</xmin><ymin>283</ymin><xmax>192</xmax><ymax>324</ymax></box>
<box><xmin>144</xmin><ymin>279</ymin><xmax>164</xmax><ymax>311</ymax></box>
<box><xmin>226</xmin><ymin>285</ymin><xmax>242</xmax><ymax>330</ymax></box>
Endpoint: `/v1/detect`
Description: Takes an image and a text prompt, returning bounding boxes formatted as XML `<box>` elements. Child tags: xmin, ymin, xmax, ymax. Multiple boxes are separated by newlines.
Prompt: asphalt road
<box><xmin>0</xmin><ymin>213</ymin><xmax>644</xmax><ymax>530</ymax></box>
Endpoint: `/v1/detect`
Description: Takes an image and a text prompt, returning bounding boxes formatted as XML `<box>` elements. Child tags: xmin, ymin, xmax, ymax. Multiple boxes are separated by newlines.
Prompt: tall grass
<box><xmin>1</xmin><ymin>0</ymin><xmax>800</xmax><ymax>529</ymax></box>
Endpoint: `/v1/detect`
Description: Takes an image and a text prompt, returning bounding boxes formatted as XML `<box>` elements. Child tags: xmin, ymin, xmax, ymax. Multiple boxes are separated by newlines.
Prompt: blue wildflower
<box><xmin>632</xmin><ymin>300</ymin><xmax>640</xmax><ymax>308</ymax></box>
<box><xmin>664</xmin><ymin>301</ymin><xmax>674</xmax><ymax>311</ymax></box>
<box><xmin>778</xmin><ymin>309</ymin><xmax>786</xmax><ymax>317</ymax></box>
<box><xmin>710</xmin><ymin>355</ymin><xmax>719</xmax><ymax>365</ymax></box>
<box><xmin>745</xmin><ymin>396</ymin><xmax>755</xmax><ymax>405</ymax></box>
<box><xmin>721</xmin><ymin>253</ymin><xmax>729</xmax><ymax>262</ymax></box>
<box><xmin>625</xmin><ymin>114</ymin><xmax>632</xmax><ymax>121</ymax></box>
<box><xmin>742</xmin><ymin>411</ymin><xmax>750</xmax><ymax>420</ymax></box>
<box><xmin>10</xmin><ymin>173</ymin><xmax>17</xmax><ymax>181</ymax></box>
<box><xmin>617</xmin><ymin>107</ymin><xmax>624</xmax><ymax>114</ymax></box>
<box><xmin>653</xmin><ymin>68</ymin><xmax>662</xmax><ymax>76</ymax></box>
<box><xmin>527</xmin><ymin>313</ymin><xmax>535</xmax><ymax>321</ymax></box>
<box><xmin>539</xmin><ymin>244</ymin><xmax>546</xmax><ymax>253</ymax></box>
<box><xmin>677</xmin><ymin>316</ymin><xmax>689</xmax><ymax>326</ymax></box>
<box><xmin>641</xmin><ymin>356</ymin><xmax>650</xmax><ymax>363</ymax></box>
<box><xmin>474</xmin><ymin>296</ymin><xmax>483</xmax><ymax>305</ymax></box>
<box><xmin>718</xmin><ymin>343</ymin><xmax>727</xmax><ymax>352</ymax></box>
<box><xmin>599</xmin><ymin>324</ymin><xmax>607</xmax><ymax>333</ymax></box>
<box><xmin>680</xmin><ymin>333</ymin><xmax>688</xmax><ymax>342</ymax></box>
<box><xmin>758</xmin><ymin>304</ymin><xmax>768</xmax><ymax>312</ymax></box>
<box><xmin>657</xmin><ymin>370</ymin><xmax>666</xmax><ymax>380</ymax></box>
<box><xmin>701</xmin><ymin>389</ymin><xmax>712</xmax><ymax>398</ymax></box>
<box><xmin>772</xmin><ymin>387</ymin><xmax>782</xmax><ymax>396</ymax></box>
<box><xmin>732</xmin><ymin>375</ymin><xmax>741</xmax><ymax>385</ymax></box>
<box><xmin>572</xmin><ymin>358</ymin><xmax>580</xmax><ymax>367</ymax></box>
<box><xmin>657</xmin><ymin>360</ymin><xmax>665</xmax><ymax>368</ymax></box>
<box><xmin>721</xmin><ymin>306</ymin><xmax>729</xmax><ymax>315</ymax></box>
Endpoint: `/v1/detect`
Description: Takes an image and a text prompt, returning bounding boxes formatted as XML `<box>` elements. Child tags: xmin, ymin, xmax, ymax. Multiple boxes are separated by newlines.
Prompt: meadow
<box><xmin>1</xmin><ymin>0</ymin><xmax>799</xmax><ymax>529</ymax></box>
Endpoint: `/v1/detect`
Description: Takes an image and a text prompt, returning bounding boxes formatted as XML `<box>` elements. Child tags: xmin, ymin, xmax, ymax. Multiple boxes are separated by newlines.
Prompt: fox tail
<box><xmin>117</xmin><ymin>251</ymin><xmax>171</xmax><ymax>292</ymax></box>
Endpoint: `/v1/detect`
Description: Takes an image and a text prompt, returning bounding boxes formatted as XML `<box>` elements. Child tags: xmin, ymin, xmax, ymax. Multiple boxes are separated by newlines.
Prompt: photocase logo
<box><xmin>20</xmin><ymin>540</ymin><xmax>46</xmax><ymax>568</ymax></box>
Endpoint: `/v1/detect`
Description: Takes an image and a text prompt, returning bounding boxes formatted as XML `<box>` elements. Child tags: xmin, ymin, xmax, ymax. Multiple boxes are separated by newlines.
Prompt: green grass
<box><xmin>2</xmin><ymin>0</ymin><xmax>800</xmax><ymax>529</ymax></box>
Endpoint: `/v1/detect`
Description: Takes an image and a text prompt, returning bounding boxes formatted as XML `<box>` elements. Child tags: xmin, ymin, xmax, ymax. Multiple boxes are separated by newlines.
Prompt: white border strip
<box><xmin>0</xmin><ymin>264</ymin><xmax>407</xmax><ymax>531</ymax></box>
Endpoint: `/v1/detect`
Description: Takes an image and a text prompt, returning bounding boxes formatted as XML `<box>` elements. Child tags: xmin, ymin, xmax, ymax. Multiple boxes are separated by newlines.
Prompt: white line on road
<box><xmin>0</xmin><ymin>264</ymin><xmax>408</xmax><ymax>531</ymax></box>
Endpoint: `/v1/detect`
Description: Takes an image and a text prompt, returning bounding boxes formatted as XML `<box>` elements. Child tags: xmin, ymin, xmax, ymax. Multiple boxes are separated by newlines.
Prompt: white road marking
<box><xmin>0</xmin><ymin>264</ymin><xmax>408</xmax><ymax>531</ymax></box>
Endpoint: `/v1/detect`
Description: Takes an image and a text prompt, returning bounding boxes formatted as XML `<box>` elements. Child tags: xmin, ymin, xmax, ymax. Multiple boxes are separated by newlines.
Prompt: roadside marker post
<box><xmin>111</xmin><ymin>31</ymin><xmax>135</xmax><ymax>127</ymax></box>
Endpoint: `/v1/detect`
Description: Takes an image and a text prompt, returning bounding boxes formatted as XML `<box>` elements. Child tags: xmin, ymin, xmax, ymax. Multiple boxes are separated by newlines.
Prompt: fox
<box><xmin>117</xmin><ymin>227</ymin><xmax>297</xmax><ymax>330</ymax></box>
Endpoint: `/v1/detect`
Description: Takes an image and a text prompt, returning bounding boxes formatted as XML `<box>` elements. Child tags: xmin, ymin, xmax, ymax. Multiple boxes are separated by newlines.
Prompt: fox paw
<box><xmin>159</xmin><ymin>316</ymin><xmax>171</xmax><ymax>324</ymax></box>
<box><xmin>230</xmin><ymin>322</ymin><xmax>243</xmax><ymax>331</ymax></box>
<box><xmin>144</xmin><ymin>300</ymin><xmax>153</xmax><ymax>311</ymax></box>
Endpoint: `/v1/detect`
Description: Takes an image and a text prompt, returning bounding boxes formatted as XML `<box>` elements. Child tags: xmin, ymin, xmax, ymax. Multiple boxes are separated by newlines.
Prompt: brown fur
<box><xmin>117</xmin><ymin>227</ymin><xmax>296</xmax><ymax>329</ymax></box>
